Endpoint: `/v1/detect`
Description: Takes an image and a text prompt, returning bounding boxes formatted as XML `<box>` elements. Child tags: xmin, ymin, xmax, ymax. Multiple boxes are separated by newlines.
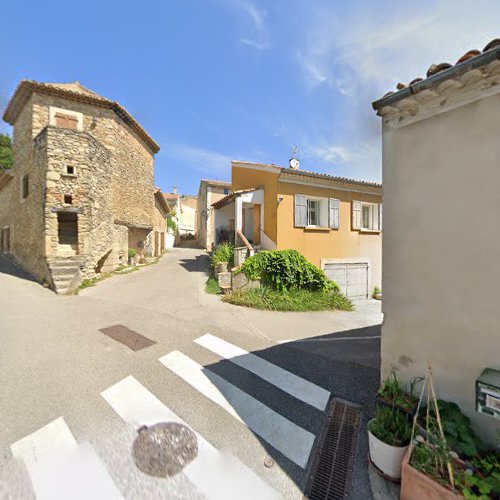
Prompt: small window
<box><xmin>64</xmin><ymin>194</ymin><xmax>73</xmax><ymax>205</ymax></box>
<box><xmin>55</xmin><ymin>112</ymin><xmax>78</xmax><ymax>130</ymax></box>
<box><xmin>21</xmin><ymin>174</ymin><xmax>29</xmax><ymax>199</ymax></box>
<box><xmin>362</xmin><ymin>205</ymin><xmax>371</xmax><ymax>229</ymax></box>
<box><xmin>307</xmin><ymin>200</ymin><xmax>320</xmax><ymax>226</ymax></box>
<box><xmin>66</xmin><ymin>165</ymin><xmax>75</xmax><ymax>175</ymax></box>
<box><xmin>223</xmin><ymin>188</ymin><xmax>229</xmax><ymax>195</ymax></box>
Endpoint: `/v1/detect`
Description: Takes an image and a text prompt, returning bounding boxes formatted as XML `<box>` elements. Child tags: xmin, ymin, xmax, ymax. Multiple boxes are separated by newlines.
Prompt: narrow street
<box><xmin>0</xmin><ymin>248</ymin><xmax>382</xmax><ymax>499</ymax></box>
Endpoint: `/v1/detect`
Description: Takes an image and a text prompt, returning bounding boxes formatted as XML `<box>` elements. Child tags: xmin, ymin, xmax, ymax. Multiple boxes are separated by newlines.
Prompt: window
<box><xmin>295</xmin><ymin>194</ymin><xmax>339</xmax><ymax>229</ymax></box>
<box><xmin>0</xmin><ymin>227</ymin><xmax>10</xmax><ymax>253</ymax></box>
<box><xmin>55</xmin><ymin>112</ymin><xmax>78</xmax><ymax>130</ymax></box>
<box><xmin>352</xmin><ymin>201</ymin><xmax>382</xmax><ymax>231</ymax></box>
<box><xmin>223</xmin><ymin>188</ymin><xmax>229</xmax><ymax>195</ymax></box>
<box><xmin>21</xmin><ymin>174</ymin><xmax>29</xmax><ymax>199</ymax></box>
<box><xmin>65</xmin><ymin>165</ymin><xmax>75</xmax><ymax>175</ymax></box>
<box><xmin>64</xmin><ymin>194</ymin><xmax>73</xmax><ymax>205</ymax></box>
<box><xmin>307</xmin><ymin>200</ymin><xmax>320</xmax><ymax>226</ymax></box>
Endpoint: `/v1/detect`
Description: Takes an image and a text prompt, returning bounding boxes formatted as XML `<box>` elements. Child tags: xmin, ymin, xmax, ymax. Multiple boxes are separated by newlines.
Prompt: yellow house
<box><xmin>212</xmin><ymin>160</ymin><xmax>383</xmax><ymax>298</ymax></box>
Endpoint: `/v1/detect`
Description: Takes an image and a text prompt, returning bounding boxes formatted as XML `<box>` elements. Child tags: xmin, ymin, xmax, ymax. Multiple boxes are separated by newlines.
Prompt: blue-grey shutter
<box><xmin>329</xmin><ymin>198</ymin><xmax>340</xmax><ymax>229</ymax></box>
<box><xmin>352</xmin><ymin>201</ymin><xmax>362</xmax><ymax>230</ymax></box>
<box><xmin>294</xmin><ymin>194</ymin><xmax>307</xmax><ymax>227</ymax></box>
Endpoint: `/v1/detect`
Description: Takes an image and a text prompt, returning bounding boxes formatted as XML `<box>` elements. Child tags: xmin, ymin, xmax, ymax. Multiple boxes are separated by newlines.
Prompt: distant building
<box><xmin>197</xmin><ymin>179</ymin><xmax>231</xmax><ymax>250</ymax></box>
<box><xmin>0</xmin><ymin>80</ymin><xmax>164</xmax><ymax>293</ymax></box>
<box><xmin>179</xmin><ymin>195</ymin><xmax>197</xmax><ymax>236</ymax></box>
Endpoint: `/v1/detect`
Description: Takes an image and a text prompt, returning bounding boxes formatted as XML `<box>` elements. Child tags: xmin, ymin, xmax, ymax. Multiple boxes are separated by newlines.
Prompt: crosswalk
<box><xmin>5</xmin><ymin>333</ymin><xmax>332</xmax><ymax>499</ymax></box>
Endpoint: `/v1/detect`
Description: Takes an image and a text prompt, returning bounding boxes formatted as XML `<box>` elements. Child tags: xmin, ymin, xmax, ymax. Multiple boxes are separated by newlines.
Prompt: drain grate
<box><xmin>99</xmin><ymin>325</ymin><xmax>156</xmax><ymax>351</ymax></box>
<box><xmin>305</xmin><ymin>398</ymin><xmax>361</xmax><ymax>500</ymax></box>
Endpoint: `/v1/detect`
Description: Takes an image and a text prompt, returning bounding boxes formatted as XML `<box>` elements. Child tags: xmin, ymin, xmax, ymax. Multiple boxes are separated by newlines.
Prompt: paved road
<box><xmin>0</xmin><ymin>248</ymin><xmax>382</xmax><ymax>499</ymax></box>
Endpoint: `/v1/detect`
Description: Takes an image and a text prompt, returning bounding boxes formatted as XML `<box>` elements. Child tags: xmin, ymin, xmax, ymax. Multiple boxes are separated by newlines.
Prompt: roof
<box><xmin>3</xmin><ymin>80</ymin><xmax>160</xmax><ymax>153</ymax></box>
<box><xmin>280</xmin><ymin>168</ymin><xmax>382</xmax><ymax>190</ymax></box>
<box><xmin>211</xmin><ymin>188</ymin><xmax>257</xmax><ymax>209</ymax></box>
<box><xmin>373</xmin><ymin>38</ymin><xmax>500</xmax><ymax>111</ymax></box>
<box><xmin>163</xmin><ymin>193</ymin><xmax>180</xmax><ymax>200</ymax></box>
<box><xmin>232</xmin><ymin>160</ymin><xmax>381</xmax><ymax>191</ymax></box>
<box><xmin>200</xmin><ymin>179</ymin><xmax>231</xmax><ymax>187</ymax></box>
<box><xmin>155</xmin><ymin>189</ymin><xmax>170</xmax><ymax>214</ymax></box>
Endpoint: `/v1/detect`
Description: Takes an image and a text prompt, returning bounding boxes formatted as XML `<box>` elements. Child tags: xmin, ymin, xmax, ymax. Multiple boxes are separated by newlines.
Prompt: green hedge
<box><xmin>236</xmin><ymin>249</ymin><xmax>339</xmax><ymax>293</ymax></box>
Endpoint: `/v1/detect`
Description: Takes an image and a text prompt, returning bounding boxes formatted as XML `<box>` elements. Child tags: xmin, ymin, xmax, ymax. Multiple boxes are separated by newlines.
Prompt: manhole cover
<box><xmin>304</xmin><ymin>399</ymin><xmax>361</xmax><ymax>500</ymax></box>
<box><xmin>132</xmin><ymin>422</ymin><xmax>198</xmax><ymax>477</ymax></box>
<box><xmin>99</xmin><ymin>324</ymin><xmax>156</xmax><ymax>351</ymax></box>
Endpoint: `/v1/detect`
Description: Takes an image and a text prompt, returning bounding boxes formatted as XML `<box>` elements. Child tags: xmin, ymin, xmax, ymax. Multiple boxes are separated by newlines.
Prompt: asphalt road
<box><xmin>0</xmin><ymin>248</ymin><xmax>382</xmax><ymax>499</ymax></box>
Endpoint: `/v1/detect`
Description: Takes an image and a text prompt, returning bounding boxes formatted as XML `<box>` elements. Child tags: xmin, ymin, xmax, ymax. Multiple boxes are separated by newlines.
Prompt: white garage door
<box><xmin>324</xmin><ymin>262</ymin><xmax>368</xmax><ymax>299</ymax></box>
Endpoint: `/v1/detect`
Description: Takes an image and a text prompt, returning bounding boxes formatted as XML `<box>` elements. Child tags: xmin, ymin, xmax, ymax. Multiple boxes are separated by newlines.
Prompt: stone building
<box><xmin>0</xmin><ymin>80</ymin><xmax>163</xmax><ymax>293</ymax></box>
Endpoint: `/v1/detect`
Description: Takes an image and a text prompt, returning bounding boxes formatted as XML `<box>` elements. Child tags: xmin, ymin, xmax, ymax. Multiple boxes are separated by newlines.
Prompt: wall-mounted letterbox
<box><xmin>476</xmin><ymin>368</ymin><xmax>500</xmax><ymax>419</ymax></box>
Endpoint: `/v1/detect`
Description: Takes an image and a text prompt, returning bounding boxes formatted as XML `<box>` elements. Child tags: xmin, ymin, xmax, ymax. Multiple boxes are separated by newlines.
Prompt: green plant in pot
<box><xmin>368</xmin><ymin>406</ymin><xmax>412</xmax><ymax>480</ymax></box>
<box><xmin>377</xmin><ymin>370</ymin><xmax>422</xmax><ymax>416</ymax></box>
<box><xmin>211</xmin><ymin>243</ymin><xmax>234</xmax><ymax>273</ymax></box>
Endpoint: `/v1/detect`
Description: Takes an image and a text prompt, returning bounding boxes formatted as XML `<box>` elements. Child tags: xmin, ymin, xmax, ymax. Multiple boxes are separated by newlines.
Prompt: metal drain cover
<box><xmin>132</xmin><ymin>422</ymin><xmax>198</xmax><ymax>477</ymax></box>
<box><xmin>305</xmin><ymin>399</ymin><xmax>361</xmax><ymax>500</ymax></box>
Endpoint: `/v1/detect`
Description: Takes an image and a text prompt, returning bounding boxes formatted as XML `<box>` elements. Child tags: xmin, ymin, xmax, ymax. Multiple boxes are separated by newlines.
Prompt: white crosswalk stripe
<box><xmin>101</xmin><ymin>375</ymin><xmax>279</xmax><ymax>500</ymax></box>
<box><xmin>195</xmin><ymin>333</ymin><xmax>330</xmax><ymax>410</ymax></box>
<box><xmin>10</xmin><ymin>417</ymin><xmax>123</xmax><ymax>500</ymax></box>
<box><xmin>159</xmin><ymin>350</ymin><xmax>316</xmax><ymax>469</ymax></box>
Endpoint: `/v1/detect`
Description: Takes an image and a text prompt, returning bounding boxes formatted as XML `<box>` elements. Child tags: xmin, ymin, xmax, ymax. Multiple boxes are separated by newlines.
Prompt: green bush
<box><xmin>128</xmin><ymin>248</ymin><xmax>137</xmax><ymax>259</ymax></box>
<box><xmin>368</xmin><ymin>406</ymin><xmax>412</xmax><ymax>447</ymax></box>
<box><xmin>211</xmin><ymin>243</ymin><xmax>234</xmax><ymax>268</ymax></box>
<box><xmin>167</xmin><ymin>215</ymin><xmax>177</xmax><ymax>232</ymax></box>
<box><xmin>222</xmin><ymin>286</ymin><xmax>353</xmax><ymax>312</ymax></box>
<box><xmin>236</xmin><ymin>249</ymin><xmax>339</xmax><ymax>293</ymax></box>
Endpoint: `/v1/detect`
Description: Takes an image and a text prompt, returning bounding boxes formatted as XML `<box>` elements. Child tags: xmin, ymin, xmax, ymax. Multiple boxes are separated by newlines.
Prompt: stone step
<box><xmin>50</xmin><ymin>267</ymin><xmax>80</xmax><ymax>277</ymax></box>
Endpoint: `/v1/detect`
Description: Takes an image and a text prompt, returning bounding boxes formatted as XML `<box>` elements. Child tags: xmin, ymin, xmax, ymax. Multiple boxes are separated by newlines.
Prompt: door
<box><xmin>57</xmin><ymin>212</ymin><xmax>78</xmax><ymax>255</ymax></box>
<box><xmin>324</xmin><ymin>262</ymin><xmax>368</xmax><ymax>299</ymax></box>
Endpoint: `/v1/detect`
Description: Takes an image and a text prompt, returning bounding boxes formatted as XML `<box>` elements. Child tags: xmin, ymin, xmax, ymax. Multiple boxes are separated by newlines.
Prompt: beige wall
<box><xmin>180</xmin><ymin>196</ymin><xmax>197</xmax><ymax>234</ymax></box>
<box><xmin>276</xmin><ymin>181</ymin><xmax>382</xmax><ymax>289</ymax></box>
<box><xmin>197</xmin><ymin>181</ymin><xmax>230</xmax><ymax>249</ymax></box>
<box><xmin>381</xmin><ymin>92</ymin><xmax>500</xmax><ymax>444</ymax></box>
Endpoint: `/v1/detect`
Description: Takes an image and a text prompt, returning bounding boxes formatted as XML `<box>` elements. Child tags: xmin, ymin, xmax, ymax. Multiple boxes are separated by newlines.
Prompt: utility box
<box><xmin>476</xmin><ymin>368</ymin><xmax>500</xmax><ymax>419</ymax></box>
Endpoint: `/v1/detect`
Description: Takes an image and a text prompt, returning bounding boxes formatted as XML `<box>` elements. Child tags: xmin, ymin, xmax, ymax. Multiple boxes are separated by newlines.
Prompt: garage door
<box><xmin>324</xmin><ymin>262</ymin><xmax>368</xmax><ymax>299</ymax></box>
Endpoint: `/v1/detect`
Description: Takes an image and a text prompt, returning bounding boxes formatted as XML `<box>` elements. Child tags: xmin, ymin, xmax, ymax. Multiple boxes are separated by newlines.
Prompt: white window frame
<box><xmin>360</xmin><ymin>202</ymin><xmax>379</xmax><ymax>231</ymax></box>
<box><xmin>49</xmin><ymin>106</ymin><xmax>84</xmax><ymax>132</ymax></box>
<box><xmin>306</xmin><ymin>196</ymin><xmax>329</xmax><ymax>228</ymax></box>
<box><xmin>63</xmin><ymin>165</ymin><xmax>77</xmax><ymax>177</ymax></box>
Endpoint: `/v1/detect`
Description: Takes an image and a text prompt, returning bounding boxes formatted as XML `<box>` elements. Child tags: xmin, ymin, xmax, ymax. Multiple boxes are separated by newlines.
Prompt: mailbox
<box><xmin>476</xmin><ymin>368</ymin><xmax>500</xmax><ymax>419</ymax></box>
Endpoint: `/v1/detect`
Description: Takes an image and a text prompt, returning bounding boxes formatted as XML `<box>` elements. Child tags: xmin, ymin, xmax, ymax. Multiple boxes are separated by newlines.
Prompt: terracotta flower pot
<box><xmin>216</xmin><ymin>262</ymin><xmax>228</xmax><ymax>273</ymax></box>
<box><xmin>401</xmin><ymin>446</ymin><xmax>464</xmax><ymax>500</ymax></box>
<box><xmin>368</xmin><ymin>421</ymin><xmax>409</xmax><ymax>480</ymax></box>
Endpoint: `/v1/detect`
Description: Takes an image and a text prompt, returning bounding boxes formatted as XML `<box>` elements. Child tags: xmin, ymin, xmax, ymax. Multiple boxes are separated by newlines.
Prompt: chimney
<box><xmin>173</xmin><ymin>185</ymin><xmax>177</xmax><ymax>194</ymax></box>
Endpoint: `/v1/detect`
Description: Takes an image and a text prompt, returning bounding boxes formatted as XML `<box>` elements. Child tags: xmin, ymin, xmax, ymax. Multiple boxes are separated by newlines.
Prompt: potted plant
<box><xmin>166</xmin><ymin>215</ymin><xmax>177</xmax><ymax>249</ymax></box>
<box><xmin>211</xmin><ymin>243</ymin><xmax>234</xmax><ymax>274</ymax></box>
<box><xmin>368</xmin><ymin>406</ymin><xmax>412</xmax><ymax>480</ymax></box>
<box><xmin>128</xmin><ymin>248</ymin><xmax>137</xmax><ymax>266</ymax></box>
<box><xmin>373</xmin><ymin>286</ymin><xmax>383</xmax><ymax>300</ymax></box>
<box><xmin>376</xmin><ymin>371</ymin><xmax>422</xmax><ymax>416</ymax></box>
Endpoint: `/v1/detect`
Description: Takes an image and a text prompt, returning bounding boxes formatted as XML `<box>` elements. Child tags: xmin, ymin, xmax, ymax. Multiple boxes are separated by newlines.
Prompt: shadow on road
<box><xmin>0</xmin><ymin>255</ymin><xmax>38</xmax><ymax>283</ymax></box>
<box><xmin>203</xmin><ymin>326</ymin><xmax>381</xmax><ymax>497</ymax></box>
<box><xmin>178</xmin><ymin>253</ymin><xmax>211</xmax><ymax>274</ymax></box>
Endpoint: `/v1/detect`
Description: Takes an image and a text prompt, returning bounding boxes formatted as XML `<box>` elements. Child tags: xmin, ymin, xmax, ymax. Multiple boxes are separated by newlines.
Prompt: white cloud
<box><xmin>240</xmin><ymin>38</ymin><xmax>269</xmax><ymax>50</ymax></box>
<box><xmin>162</xmin><ymin>142</ymin><xmax>232</xmax><ymax>176</ymax></box>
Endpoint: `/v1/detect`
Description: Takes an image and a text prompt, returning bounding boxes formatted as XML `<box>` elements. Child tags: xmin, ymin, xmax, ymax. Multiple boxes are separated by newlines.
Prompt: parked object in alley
<box><xmin>368</xmin><ymin>406</ymin><xmax>412</xmax><ymax>480</ymax></box>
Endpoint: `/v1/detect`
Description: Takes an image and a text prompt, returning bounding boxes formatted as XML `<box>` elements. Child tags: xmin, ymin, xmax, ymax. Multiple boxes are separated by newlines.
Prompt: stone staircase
<box><xmin>47</xmin><ymin>256</ymin><xmax>87</xmax><ymax>294</ymax></box>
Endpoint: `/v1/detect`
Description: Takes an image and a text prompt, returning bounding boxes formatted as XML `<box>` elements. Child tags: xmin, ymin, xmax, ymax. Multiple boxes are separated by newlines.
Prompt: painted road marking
<box><xmin>101</xmin><ymin>375</ymin><xmax>279</xmax><ymax>500</ymax></box>
<box><xmin>195</xmin><ymin>333</ymin><xmax>330</xmax><ymax>411</ymax></box>
<box><xmin>11</xmin><ymin>417</ymin><xmax>123</xmax><ymax>500</ymax></box>
<box><xmin>159</xmin><ymin>350</ymin><xmax>315</xmax><ymax>469</ymax></box>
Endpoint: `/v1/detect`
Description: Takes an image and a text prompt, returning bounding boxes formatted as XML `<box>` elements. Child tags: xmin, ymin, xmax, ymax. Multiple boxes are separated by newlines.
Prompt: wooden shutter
<box><xmin>55</xmin><ymin>113</ymin><xmax>78</xmax><ymax>130</ymax></box>
<box><xmin>329</xmin><ymin>198</ymin><xmax>340</xmax><ymax>229</ymax></box>
<box><xmin>294</xmin><ymin>194</ymin><xmax>307</xmax><ymax>227</ymax></box>
<box><xmin>352</xmin><ymin>201</ymin><xmax>362</xmax><ymax>230</ymax></box>
<box><xmin>378</xmin><ymin>203</ymin><xmax>383</xmax><ymax>231</ymax></box>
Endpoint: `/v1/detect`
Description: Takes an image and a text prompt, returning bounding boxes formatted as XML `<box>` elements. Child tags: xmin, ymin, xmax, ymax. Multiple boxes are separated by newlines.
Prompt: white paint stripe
<box><xmin>11</xmin><ymin>417</ymin><xmax>123</xmax><ymax>500</ymax></box>
<box><xmin>101</xmin><ymin>376</ymin><xmax>279</xmax><ymax>500</ymax></box>
<box><xmin>159</xmin><ymin>351</ymin><xmax>315</xmax><ymax>469</ymax></box>
<box><xmin>195</xmin><ymin>333</ymin><xmax>330</xmax><ymax>411</ymax></box>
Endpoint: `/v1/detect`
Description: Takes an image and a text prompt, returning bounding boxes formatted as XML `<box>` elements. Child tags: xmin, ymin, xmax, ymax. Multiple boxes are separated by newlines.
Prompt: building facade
<box><xmin>213</xmin><ymin>161</ymin><xmax>382</xmax><ymax>299</ymax></box>
<box><xmin>373</xmin><ymin>41</ymin><xmax>500</xmax><ymax>443</ymax></box>
<box><xmin>0</xmin><ymin>80</ymin><xmax>162</xmax><ymax>293</ymax></box>
<box><xmin>197</xmin><ymin>179</ymin><xmax>231</xmax><ymax>250</ymax></box>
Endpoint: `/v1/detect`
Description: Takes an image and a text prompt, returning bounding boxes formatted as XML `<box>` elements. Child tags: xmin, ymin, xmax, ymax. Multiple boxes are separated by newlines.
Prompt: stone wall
<box><xmin>31</xmin><ymin>93</ymin><xmax>155</xmax><ymax>228</ymax></box>
<box><xmin>0</xmin><ymin>96</ymin><xmax>49</xmax><ymax>282</ymax></box>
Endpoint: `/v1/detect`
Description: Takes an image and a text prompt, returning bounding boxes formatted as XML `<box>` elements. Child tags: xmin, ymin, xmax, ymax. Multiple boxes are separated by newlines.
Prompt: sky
<box><xmin>1</xmin><ymin>0</ymin><xmax>500</xmax><ymax>195</ymax></box>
